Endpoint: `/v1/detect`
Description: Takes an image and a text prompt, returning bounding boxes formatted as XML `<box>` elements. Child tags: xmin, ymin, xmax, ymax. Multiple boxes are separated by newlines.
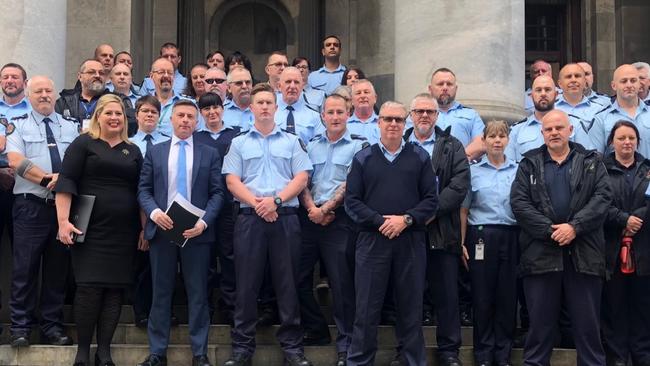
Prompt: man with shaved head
<box><xmin>525</xmin><ymin>60</ymin><xmax>562</xmax><ymax>114</ymax></box>
<box><xmin>577</xmin><ymin>61</ymin><xmax>611</xmax><ymax>106</ymax></box>
<box><xmin>590</xmin><ymin>64</ymin><xmax>650</xmax><ymax>157</ymax></box>
<box><xmin>274</xmin><ymin>67</ymin><xmax>323</xmax><ymax>142</ymax></box>
<box><xmin>555</xmin><ymin>63</ymin><xmax>607</xmax><ymax>122</ymax></box>
<box><xmin>511</xmin><ymin>109</ymin><xmax>611</xmax><ymax>366</ymax></box>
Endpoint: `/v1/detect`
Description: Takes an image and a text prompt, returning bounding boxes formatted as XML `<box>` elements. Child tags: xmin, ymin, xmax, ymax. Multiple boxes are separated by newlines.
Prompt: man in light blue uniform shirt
<box><xmin>308</xmin><ymin>35</ymin><xmax>346</xmax><ymax>95</ymax></box>
<box><xmin>147</xmin><ymin>57</ymin><xmax>192</xmax><ymax>136</ymax></box>
<box><xmin>429</xmin><ymin>67</ymin><xmax>485</xmax><ymax>160</ymax></box>
<box><xmin>1</xmin><ymin>63</ymin><xmax>32</xmax><ymax>165</ymax></box>
<box><xmin>555</xmin><ymin>64</ymin><xmax>607</xmax><ymax>123</ymax></box>
<box><xmin>525</xmin><ymin>60</ymin><xmax>563</xmax><ymax>115</ymax></box>
<box><xmin>346</xmin><ymin>79</ymin><xmax>380</xmax><ymax>144</ymax></box>
<box><xmin>109</xmin><ymin>63</ymin><xmax>139</xmax><ymax>107</ymax></box>
<box><xmin>578</xmin><ymin>62</ymin><xmax>612</xmax><ymax>107</ymax></box>
<box><xmin>633</xmin><ymin>62</ymin><xmax>650</xmax><ymax>103</ymax></box>
<box><xmin>129</xmin><ymin>95</ymin><xmax>170</xmax><ymax>156</ymax></box>
<box><xmin>507</xmin><ymin>75</ymin><xmax>593</xmax><ymax>162</ymax></box>
<box><xmin>222</xmin><ymin>67</ymin><xmax>253</xmax><ymax>130</ymax></box>
<box><xmin>141</xmin><ymin>43</ymin><xmax>187</xmax><ymax>96</ymax></box>
<box><xmin>275</xmin><ymin>67</ymin><xmax>324</xmax><ymax>142</ymax></box>
<box><xmin>590</xmin><ymin>64</ymin><xmax>650</xmax><ymax>157</ymax></box>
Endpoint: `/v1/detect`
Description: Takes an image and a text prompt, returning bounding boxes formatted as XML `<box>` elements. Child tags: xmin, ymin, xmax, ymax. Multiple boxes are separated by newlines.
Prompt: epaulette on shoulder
<box><xmin>159</xmin><ymin>131</ymin><xmax>170</xmax><ymax>138</ymax></box>
<box><xmin>350</xmin><ymin>134</ymin><xmax>367</xmax><ymax>141</ymax></box>
<box><xmin>567</xmin><ymin>113</ymin><xmax>586</xmax><ymax>122</ymax></box>
<box><xmin>512</xmin><ymin>117</ymin><xmax>528</xmax><ymax>126</ymax></box>
<box><xmin>305</xmin><ymin>103</ymin><xmax>319</xmax><ymax>114</ymax></box>
<box><xmin>645</xmin><ymin>99</ymin><xmax>650</xmax><ymax>107</ymax></box>
<box><xmin>62</xmin><ymin>115</ymin><xmax>79</xmax><ymax>124</ymax></box>
<box><xmin>281</xmin><ymin>128</ymin><xmax>297</xmax><ymax>136</ymax></box>
<box><xmin>234</xmin><ymin>129</ymin><xmax>248</xmax><ymax>138</ymax></box>
<box><xmin>10</xmin><ymin>113</ymin><xmax>28</xmax><ymax>121</ymax></box>
<box><xmin>594</xmin><ymin>104</ymin><xmax>612</xmax><ymax>116</ymax></box>
<box><xmin>310</xmin><ymin>134</ymin><xmax>322</xmax><ymax>142</ymax></box>
<box><xmin>469</xmin><ymin>159</ymin><xmax>481</xmax><ymax>165</ymax></box>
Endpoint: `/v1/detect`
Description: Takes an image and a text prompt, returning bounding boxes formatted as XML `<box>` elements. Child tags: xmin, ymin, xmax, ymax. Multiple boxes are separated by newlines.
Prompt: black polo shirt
<box><xmin>543</xmin><ymin>148</ymin><xmax>575</xmax><ymax>222</ymax></box>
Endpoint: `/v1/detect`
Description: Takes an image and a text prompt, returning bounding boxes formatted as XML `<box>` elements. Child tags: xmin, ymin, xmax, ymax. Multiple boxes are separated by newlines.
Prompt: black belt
<box><xmin>19</xmin><ymin>193</ymin><xmax>56</xmax><ymax>207</ymax></box>
<box><xmin>238</xmin><ymin>207</ymin><xmax>298</xmax><ymax>215</ymax></box>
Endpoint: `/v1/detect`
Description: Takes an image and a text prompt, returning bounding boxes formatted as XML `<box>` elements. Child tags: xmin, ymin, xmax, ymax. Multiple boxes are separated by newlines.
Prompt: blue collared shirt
<box><xmin>303</xmin><ymin>85</ymin><xmax>326</xmax><ymax>110</ymax></box>
<box><xmin>129</xmin><ymin>129</ymin><xmax>170</xmax><ymax>156</ymax></box>
<box><xmin>222</xmin><ymin>124</ymin><xmax>312</xmax><ymax>208</ymax></box>
<box><xmin>505</xmin><ymin>113</ymin><xmax>594</xmax><ymax>162</ymax></box>
<box><xmin>275</xmin><ymin>96</ymin><xmax>324</xmax><ymax>143</ymax></box>
<box><xmin>589</xmin><ymin>100</ymin><xmax>650</xmax><ymax>157</ymax></box>
<box><xmin>156</xmin><ymin>93</ymin><xmax>193</xmax><ymax>136</ymax></box>
<box><xmin>436</xmin><ymin>102</ymin><xmax>484</xmax><ymax>147</ymax></box>
<box><xmin>407</xmin><ymin>130</ymin><xmax>436</xmax><ymax>157</ymax></box>
<box><xmin>347</xmin><ymin>112</ymin><xmax>380</xmax><ymax>144</ymax></box>
<box><xmin>555</xmin><ymin>94</ymin><xmax>607</xmax><ymax>122</ymax></box>
<box><xmin>586</xmin><ymin>89</ymin><xmax>612</xmax><ymax>107</ymax></box>
<box><xmin>307</xmin><ymin>64</ymin><xmax>346</xmax><ymax>95</ymax></box>
<box><xmin>524</xmin><ymin>87</ymin><xmax>563</xmax><ymax>115</ymax></box>
<box><xmin>378</xmin><ymin>139</ymin><xmax>406</xmax><ymax>162</ymax></box>
<box><xmin>308</xmin><ymin>130</ymin><xmax>367</xmax><ymax>205</ymax></box>
<box><xmin>222</xmin><ymin>100</ymin><xmax>253</xmax><ymax>130</ymax></box>
<box><xmin>463</xmin><ymin>156</ymin><xmax>518</xmax><ymax>226</ymax></box>
<box><xmin>140</xmin><ymin>70</ymin><xmax>187</xmax><ymax>97</ymax></box>
<box><xmin>6</xmin><ymin>111</ymin><xmax>79</xmax><ymax>198</ymax></box>
<box><xmin>0</xmin><ymin>97</ymin><xmax>31</xmax><ymax>135</ymax></box>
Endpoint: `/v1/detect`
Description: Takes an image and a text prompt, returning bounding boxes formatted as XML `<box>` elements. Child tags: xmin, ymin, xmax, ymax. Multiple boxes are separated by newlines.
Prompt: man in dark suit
<box><xmin>137</xmin><ymin>99</ymin><xmax>224</xmax><ymax>366</ymax></box>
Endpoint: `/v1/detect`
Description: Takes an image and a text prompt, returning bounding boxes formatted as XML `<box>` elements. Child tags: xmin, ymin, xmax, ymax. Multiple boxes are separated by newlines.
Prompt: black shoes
<box><xmin>422</xmin><ymin>310</ymin><xmax>435</xmax><ymax>326</ymax></box>
<box><xmin>95</xmin><ymin>353</ymin><xmax>115</xmax><ymax>366</ymax></box>
<box><xmin>302</xmin><ymin>332</ymin><xmax>331</xmax><ymax>346</ymax></box>
<box><xmin>336</xmin><ymin>352</ymin><xmax>347</xmax><ymax>366</ymax></box>
<box><xmin>192</xmin><ymin>354</ymin><xmax>213</xmax><ymax>366</ymax></box>
<box><xmin>440</xmin><ymin>356</ymin><xmax>463</xmax><ymax>366</ymax></box>
<box><xmin>223</xmin><ymin>354</ymin><xmax>252</xmax><ymax>366</ymax></box>
<box><xmin>257</xmin><ymin>307</ymin><xmax>278</xmax><ymax>327</ymax></box>
<box><xmin>10</xmin><ymin>334</ymin><xmax>29</xmax><ymax>347</ymax></box>
<box><xmin>389</xmin><ymin>352</ymin><xmax>405</xmax><ymax>366</ymax></box>
<box><xmin>137</xmin><ymin>354</ymin><xmax>168</xmax><ymax>366</ymax></box>
<box><xmin>460</xmin><ymin>311</ymin><xmax>473</xmax><ymax>326</ymax></box>
<box><xmin>135</xmin><ymin>317</ymin><xmax>148</xmax><ymax>329</ymax></box>
<box><xmin>284</xmin><ymin>354</ymin><xmax>313</xmax><ymax>366</ymax></box>
<box><xmin>46</xmin><ymin>331</ymin><xmax>73</xmax><ymax>345</ymax></box>
<box><xmin>476</xmin><ymin>361</ymin><xmax>491</xmax><ymax>366</ymax></box>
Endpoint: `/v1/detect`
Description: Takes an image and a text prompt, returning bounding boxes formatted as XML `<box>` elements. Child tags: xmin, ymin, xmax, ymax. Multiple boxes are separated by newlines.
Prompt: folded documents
<box><xmin>161</xmin><ymin>193</ymin><xmax>206</xmax><ymax>247</ymax></box>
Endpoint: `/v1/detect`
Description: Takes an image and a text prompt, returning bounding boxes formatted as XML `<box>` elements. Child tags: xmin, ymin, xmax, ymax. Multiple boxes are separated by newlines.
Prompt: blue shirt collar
<box><xmin>200</xmin><ymin>124</ymin><xmax>231</xmax><ymax>134</ymax></box>
<box><xmin>611</xmin><ymin>99</ymin><xmax>648</xmax><ymax>115</ymax></box>
<box><xmin>379</xmin><ymin>138</ymin><xmax>406</xmax><ymax>155</ymax></box>
<box><xmin>316</xmin><ymin>64</ymin><xmax>346</xmax><ymax>74</ymax></box>
<box><xmin>440</xmin><ymin>101</ymin><xmax>462</xmax><ymax>113</ymax></box>
<box><xmin>0</xmin><ymin>97</ymin><xmax>28</xmax><ymax>109</ymax></box>
<box><xmin>349</xmin><ymin>112</ymin><xmax>378</xmax><ymax>124</ymax></box>
<box><xmin>478</xmin><ymin>155</ymin><xmax>517</xmax><ymax>170</ymax></box>
<box><xmin>249</xmin><ymin>123</ymin><xmax>282</xmax><ymax>138</ymax></box>
<box><xmin>408</xmin><ymin>130</ymin><xmax>435</xmax><ymax>144</ymax></box>
<box><xmin>556</xmin><ymin>94</ymin><xmax>590</xmax><ymax>107</ymax></box>
<box><xmin>31</xmin><ymin>110</ymin><xmax>58</xmax><ymax>123</ymax></box>
<box><xmin>277</xmin><ymin>95</ymin><xmax>305</xmax><ymax>110</ymax></box>
<box><xmin>320</xmin><ymin>130</ymin><xmax>353</xmax><ymax>144</ymax></box>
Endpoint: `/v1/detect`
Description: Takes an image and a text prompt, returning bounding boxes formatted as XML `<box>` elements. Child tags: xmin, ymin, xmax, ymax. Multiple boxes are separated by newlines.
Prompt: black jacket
<box><xmin>604</xmin><ymin>152</ymin><xmax>650</xmax><ymax>276</ymax></box>
<box><xmin>404</xmin><ymin>126</ymin><xmax>470</xmax><ymax>254</ymax></box>
<box><xmin>510</xmin><ymin>142</ymin><xmax>612</xmax><ymax>277</ymax></box>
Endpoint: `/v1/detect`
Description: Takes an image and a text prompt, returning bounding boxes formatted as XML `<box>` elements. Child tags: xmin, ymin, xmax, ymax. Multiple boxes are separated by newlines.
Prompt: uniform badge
<box><xmin>1</xmin><ymin>118</ymin><xmax>16</xmax><ymax>136</ymax></box>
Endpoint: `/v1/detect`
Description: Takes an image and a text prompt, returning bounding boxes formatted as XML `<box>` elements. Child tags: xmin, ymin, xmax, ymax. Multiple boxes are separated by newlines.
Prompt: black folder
<box><xmin>70</xmin><ymin>194</ymin><xmax>95</xmax><ymax>243</ymax></box>
<box><xmin>160</xmin><ymin>200</ymin><xmax>202</xmax><ymax>247</ymax></box>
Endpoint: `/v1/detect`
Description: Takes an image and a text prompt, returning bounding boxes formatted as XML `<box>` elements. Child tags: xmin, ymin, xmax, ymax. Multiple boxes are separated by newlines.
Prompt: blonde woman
<box><xmin>56</xmin><ymin>94</ymin><xmax>144</xmax><ymax>366</ymax></box>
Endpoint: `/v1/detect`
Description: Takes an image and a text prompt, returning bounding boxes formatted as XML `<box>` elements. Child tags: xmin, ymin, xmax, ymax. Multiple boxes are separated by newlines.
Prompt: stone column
<box><xmin>178</xmin><ymin>0</ymin><xmax>205</xmax><ymax>76</ymax></box>
<box><xmin>394</xmin><ymin>0</ymin><xmax>526</xmax><ymax>122</ymax></box>
<box><xmin>0</xmin><ymin>0</ymin><xmax>67</xmax><ymax>90</ymax></box>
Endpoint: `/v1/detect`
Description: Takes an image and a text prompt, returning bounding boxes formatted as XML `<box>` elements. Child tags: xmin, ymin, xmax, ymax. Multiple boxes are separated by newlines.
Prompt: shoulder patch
<box><xmin>350</xmin><ymin>134</ymin><xmax>367</xmax><ymax>141</ymax></box>
<box><xmin>10</xmin><ymin>113</ymin><xmax>28</xmax><ymax>121</ymax></box>
<box><xmin>361</xmin><ymin>141</ymin><xmax>370</xmax><ymax>149</ymax></box>
<box><xmin>310</xmin><ymin>134</ymin><xmax>322</xmax><ymax>142</ymax></box>
<box><xmin>1</xmin><ymin>118</ymin><xmax>15</xmax><ymax>135</ymax></box>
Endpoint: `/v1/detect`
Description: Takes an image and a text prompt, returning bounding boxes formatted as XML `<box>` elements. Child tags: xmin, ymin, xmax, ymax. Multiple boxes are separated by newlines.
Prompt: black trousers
<box><xmin>10</xmin><ymin>196</ymin><xmax>69</xmax><ymax>336</ymax></box>
<box><xmin>602</xmin><ymin>269</ymin><xmax>650</xmax><ymax>365</ymax></box>
<box><xmin>347</xmin><ymin>231</ymin><xmax>427</xmax><ymax>366</ymax></box>
<box><xmin>466</xmin><ymin>225</ymin><xmax>518</xmax><ymax>364</ymax></box>
<box><xmin>231</xmin><ymin>212</ymin><xmax>303</xmax><ymax>357</ymax></box>
<box><xmin>523</xmin><ymin>259</ymin><xmax>605</xmax><ymax>366</ymax></box>
<box><xmin>209</xmin><ymin>210</ymin><xmax>236</xmax><ymax>316</ymax></box>
<box><xmin>297</xmin><ymin>209</ymin><xmax>355</xmax><ymax>353</ymax></box>
<box><xmin>427</xmin><ymin>249</ymin><xmax>462</xmax><ymax>358</ymax></box>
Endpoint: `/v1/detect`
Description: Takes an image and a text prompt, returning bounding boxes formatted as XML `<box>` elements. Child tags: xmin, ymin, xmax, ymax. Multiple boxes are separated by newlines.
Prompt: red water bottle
<box><xmin>620</xmin><ymin>236</ymin><xmax>635</xmax><ymax>274</ymax></box>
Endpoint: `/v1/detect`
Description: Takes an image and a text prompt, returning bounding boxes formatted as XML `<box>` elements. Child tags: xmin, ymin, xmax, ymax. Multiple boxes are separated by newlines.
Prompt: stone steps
<box><xmin>0</xmin><ymin>344</ymin><xmax>577</xmax><ymax>366</ymax></box>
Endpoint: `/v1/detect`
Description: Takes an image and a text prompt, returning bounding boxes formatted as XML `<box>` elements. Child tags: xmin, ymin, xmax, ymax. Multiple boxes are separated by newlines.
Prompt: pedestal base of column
<box><xmin>462</xmin><ymin>100</ymin><xmax>527</xmax><ymax>125</ymax></box>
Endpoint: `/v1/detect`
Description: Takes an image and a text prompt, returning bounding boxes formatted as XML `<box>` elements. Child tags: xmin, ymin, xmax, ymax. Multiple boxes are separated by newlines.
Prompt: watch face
<box><xmin>274</xmin><ymin>197</ymin><xmax>282</xmax><ymax>205</ymax></box>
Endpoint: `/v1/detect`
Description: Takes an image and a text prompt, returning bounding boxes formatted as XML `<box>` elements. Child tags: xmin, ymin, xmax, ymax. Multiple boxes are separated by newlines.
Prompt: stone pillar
<box><xmin>394</xmin><ymin>0</ymin><xmax>526</xmax><ymax>122</ymax></box>
<box><xmin>0</xmin><ymin>0</ymin><xmax>67</xmax><ymax>89</ymax></box>
<box><xmin>298</xmin><ymin>0</ymin><xmax>322</xmax><ymax>67</ymax></box>
<box><xmin>178</xmin><ymin>0</ymin><xmax>205</xmax><ymax>76</ymax></box>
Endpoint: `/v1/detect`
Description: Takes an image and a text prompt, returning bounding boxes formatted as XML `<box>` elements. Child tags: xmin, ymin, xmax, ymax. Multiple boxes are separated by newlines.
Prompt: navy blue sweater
<box><xmin>344</xmin><ymin>143</ymin><xmax>438</xmax><ymax>231</ymax></box>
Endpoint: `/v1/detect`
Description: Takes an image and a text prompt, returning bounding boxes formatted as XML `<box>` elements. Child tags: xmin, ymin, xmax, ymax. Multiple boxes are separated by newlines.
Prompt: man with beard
<box><xmin>633</xmin><ymin>62</ymin><xmax>650</xmax><ymax>103</ymax></box>
<box><xmin>555</xmin><ymin>64</ymin><xmax>607</xmax><ymax>123</ymax></box>
<box><xmin>525</xmin><ymin>60</ymin><xmax>563</xmax><ymax>114</ymax></box>
<box><xmin>274</xmin><ymin>67</ymin><xmax>323</xmax><ymax>143</ymax></box>
<box><xmin>204</xmin><ymin>67</ymin><xmax>228</xmax><ymax>102</ymax></box>
<box><xmin>1</xmin><ymin>63</ymin><xmax>31</xmax><ymax>154</ymax></box>
<box><xmin>577</xmin><ymin>62</ymin><xmax>611</xmax><ymax>106</ymax></box>
<box><xmin>590</xmin><ymin>64</ymin><xmax>650</xmax><ymax>157</ymax></box>
<box><xmin>141</xmin><ymin>42</ymin><xmax>187</xmax><ymax>96</ymax></box>
<box><xmin>347</xmin><ymin>79</ymin><xmax>380</xmax><ymax>144</ymax></box>
<box><xmin>308</xmin><ymin>35</ymin><xmax>346</xmax><ymax>95</ymax></box>
<box><xmin>222</xmin><ymin>67</ymin><xmax>254</xmax><ymax>129</ymax></box>
<box><xmin>429</xmin><ymin>68</ymin><xmax>485</xmax><ymax>161</ymax></box>
<box><xmin>148</xmin><ymin>57</ymin><xmax>192</xmax><ymax>136</ymax></box>
<box><xmin>506</xmin><ymin>75</ymin><xmax>593</xmax><ymax>162</ymax></box>
<box><xmin>55</xmin><ymin>59</ymin><xmax>109</xmax><ymax>129</ymax></box>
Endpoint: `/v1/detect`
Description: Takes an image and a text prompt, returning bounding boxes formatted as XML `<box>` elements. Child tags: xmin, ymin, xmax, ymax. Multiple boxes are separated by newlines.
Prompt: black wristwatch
<box><xmin>273</xmin><ymin>196</ymin><xmax>283</xmax><ymax>207</ymax></box>
<box><xmin>403</xmin><ymin>214</ymin><xmax>413</xmax><ymax>226</ymax></box>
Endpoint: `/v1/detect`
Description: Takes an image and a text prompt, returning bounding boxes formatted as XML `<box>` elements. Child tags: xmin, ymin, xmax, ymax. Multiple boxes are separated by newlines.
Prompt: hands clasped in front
<box><xmin>379</xmin><ymin>215</ymin><xmax>407</xmax><ymax>239</ymax></box>
<box><xmin>152</xmin><ymin>211</ymin><xmax>206</xmax><ymax>239</ymax></box>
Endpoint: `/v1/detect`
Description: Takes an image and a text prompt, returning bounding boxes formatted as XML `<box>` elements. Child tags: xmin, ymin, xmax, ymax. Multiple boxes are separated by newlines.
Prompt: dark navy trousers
<box><xmin>231</xmin><ymin>212</ymin><xmax>303</xmax><ymax>357</ymax></box>
<box><xmin>347</xmin><ymin>231</ymin><xmax>427</xmax><ymax>366</ymax></box>
<box><xmin>297</xmin><ymin>208</ymin><xmax>355</xmax><ymax>353</ymax></box>
<box><xmin>10</xmin><ymin>196</ymin><xmax>69</xmax><ymax>336</ymax></box>
<box><xmin>427</xmin><ymin>249</ymin><xmax>462</xmax><ymax>358</ymax></box>
<box><xmin>523</xmin><ymin>258</ymin><xmax>605</xmax><ymax>366</ymax></box>
<box><xmin>209</xmin><ymin>210</ymin><xmax>236</xmax><ymax>316</ymax></box>
<box><xmin>466</xmin><ymin>225</ymin><xmax>518</xmax><ymax>364</ymax></box>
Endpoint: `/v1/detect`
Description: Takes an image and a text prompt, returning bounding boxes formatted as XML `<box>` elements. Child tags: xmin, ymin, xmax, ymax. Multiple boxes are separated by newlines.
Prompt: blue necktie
<box><xmin>177</xmin><ymin>140</ymin><xmax>188</xmax><ymax>199</ymax></box>
<box><xmin>286</xmin><ymin>105</ymin><xmax>295</xmax><ymax>133</ymax></box>
<box><xmin>42</xmin><ymin>118</ymin><xmax>62</xmax><ymax>173</ymax></box>
<box><xmin>144</xmin><ymin>134</ymin><xmax>154</xmax><ymax>152</ymax></box>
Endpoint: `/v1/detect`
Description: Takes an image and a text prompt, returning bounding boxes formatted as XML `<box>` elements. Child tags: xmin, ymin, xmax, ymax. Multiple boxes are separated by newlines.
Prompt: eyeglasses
<box><xmin>229</xmin><ymin>80</ymin><xmax>252</xmax><ymax>87</ymax></box>
<box><xmin>152</xmin><ymin>70</ymin><xmax>174</xmax><ymax>76</ymax></box>
<box><xmin>205</xmin><ymin>78</ymin><xmax>226</xmax><ymax>85</ymax></box>
<box><xmin>295</xmin><ymin>65</ymin><xmax>309</xmax><ymax>70</ymax></box>
<box><xmin>138</xmin><ymin>108</ymin><xmax>159</xmax><ymax>115</ymax></box>
<box><xmin>81</xmin><ymin>70</ymin><xmax>107</xmax><ymax>77</ymax></box>
<box><xmin>380</xmin><ymin>116</ymin><xmax>406</xmax><ymax>124</ymax></box>
<box><xmin>411</xmin><ymin>109</ymin><xmax>438</xmax><ymax>116</ymax></box>
<box><xmin>268</xmin><ymin>62</ymin><xmax>289</xmax><ymax>68</ymax></box>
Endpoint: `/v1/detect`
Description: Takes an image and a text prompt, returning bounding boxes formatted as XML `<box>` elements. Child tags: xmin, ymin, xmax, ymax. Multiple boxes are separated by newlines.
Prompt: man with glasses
<box><xmin>308</xmin><ymin>35</ymin><xmax>346</xmax><ymax>95</ymax></box>
<box><xmin>265</xmin><ymin>52</ymin><xmax>290</xmax><ymax>92</ymax></box>
<box><xmin>141</xmin><ymin>42</ymin><xmax>188</xmax><ymax>96</ymax></box>
<box><xmin>148</xmin><ymin>57</ymin><xmax>192</xmax><ymax>136</ymax></box>
<box><xmin>345</xmin><ymin>101</ymin><xmax>438</xmax><ymax>366</ymax></box>
<box><xmin>223</xmin><ymin>67</ymin><xmax>254</xmax><ymax>129</ymax></box>
<box><xmin>55</xmin><ymin>59</ymin><xmax>109</xmax><ymax>128</ymax></box>
<box><xmin>204</xmin><ymin>67</ymin><xmax>228</xmax><ymax>102</ymax></box>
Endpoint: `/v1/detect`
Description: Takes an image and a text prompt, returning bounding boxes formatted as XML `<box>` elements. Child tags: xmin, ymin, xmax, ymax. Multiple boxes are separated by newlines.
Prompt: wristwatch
<box><xmin>403</xmin><ymin>214</ymin><xmax>413</xmax><ymax>226</ymax></box>
<box><xmin>273</xmin><ymin>196</ymin><xmax>283</xmax><ymax>207</ymax></box>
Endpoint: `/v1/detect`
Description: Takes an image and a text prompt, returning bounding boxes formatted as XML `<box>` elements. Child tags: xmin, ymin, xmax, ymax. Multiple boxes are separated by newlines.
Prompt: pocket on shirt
<box><xmin>22</xmin><ymin>134</ymin><xmax>47</xmax><ymax>158</ymax></box>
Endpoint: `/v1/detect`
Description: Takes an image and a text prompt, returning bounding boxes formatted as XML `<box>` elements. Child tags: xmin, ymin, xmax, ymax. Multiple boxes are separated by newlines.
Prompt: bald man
<box><xmin>511</xmin><ymin>109</ymin><xmax>611</xmax><ymax>366</ymax></box>
<box><xmin>524</xmin><ymin>60</ymin><xmax>562</xmax><ymax>114</ymax></box>
<box><xmin>590</xmin><ymin>64</ymin><xmax>650</xmax><ymax>157</ymax></box>
<box><xmin>577</xmin><ymin>61</ymin><xmax>611</xmax><ymax>106</ymax></box>
<box><xmin>555</xmin><ymin>63</ymin><xmax>607</xmax><ymax>122</ymax></box>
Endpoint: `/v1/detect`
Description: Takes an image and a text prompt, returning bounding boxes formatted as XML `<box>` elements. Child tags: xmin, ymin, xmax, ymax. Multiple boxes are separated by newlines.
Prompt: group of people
<box><xmin>0</xmin><ymin>34</ymin><xmax>649</xmax><ymax>366</ymax></box>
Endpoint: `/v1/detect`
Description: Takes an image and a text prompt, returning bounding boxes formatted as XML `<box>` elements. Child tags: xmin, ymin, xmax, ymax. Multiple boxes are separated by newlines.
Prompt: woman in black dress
<box><xmin>55</xmin><ymin>94</ymin><xmax>144</xmax><ymax>366</ymax></box>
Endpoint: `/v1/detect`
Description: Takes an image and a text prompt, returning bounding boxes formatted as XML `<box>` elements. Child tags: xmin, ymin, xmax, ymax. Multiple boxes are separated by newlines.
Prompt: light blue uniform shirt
<box><xmin>129</xmin><ymin>130</ymin><xmax>170</xmax><ymax>156</ymax></box>
<box><xmin>463</xmin><ymin>157</ymin><xmax>518</xmax><ymax>226</ymax></box>
<box><xmin>222</xmin><ymin>99</ymin><xmax>253</xmax><ymax>130</ymax></box>
<box><xmin>307</xmin><ymin>130</ymin><xmax>367</xmax><ymax>205</ymax></box>
<box><xmin>275</xmin><ymin>96</ymin><xmax>324</xmax><ymax>143</ymax></box>
<box><xmin>141</xmin><ymin>70</ymin><xmax>187</xmax><ymax>96</ymax></box>
<box><xmin>307</xmin><ymin>64</ymin><xmax>346</xmax><ymax>95</ymax></box>
<box><xmin>6</xmin><ymin>111</ymin><xmax>79</xmax><ymax>198</ymax></box>
<box><xmin>378</xmin><ymin>139</ymin><xmax>406</xmax><ymax>162</ymax></box>
<box><xmin>589</xmin><ymin>100</ymin><xmax>650</xmax><ymax>157</ymax></box>
<box><xmin>0</xmin><ymin>97</ymin><xmax>31</xmax><ymax>135</ymax></box>
<box><xmin>199</xmin><ymin>124</ymin><xmax>233</xmax><ymax>140</ymax></box>
<box><xmin>347</xmin><ymin>112</ymin><xmax>380</xmax><ymax>144</ymax></box>
<box><xmin>156</xmin><ymin>93</ymin><xmax>193</xmax><ymax>136</ymax></box>
<box><xmin>555</xmin><ymin>94</ymin><xmax>607</xmax><ymax>122</ymax></box>
<box><xmin>407</xmin><ymin>130</ymin><xmax>436</xmax><ymax>157</ymax></box>
<box><xmin>222</xmin><ymin>124</ymin><xmax>312</xmax><ymax>208</ymax></box>
<box><xmin>505</xmin><ymin>113</ymin><xmax>594</xmax><ymax>163</ymax></box>
<box><xmin>436</xmin><ymin>102</ymin><xmax>484</xmax><ymax>147</ymax></box>
<box><xmin>586</xmin><ymin>89</ymin><xmax>612</xmax><ymax>107</ymax></box>
<box><xmin>303</xmin><ymin>85</ymin><xmax>326</xmax><ymax>110</ymax></box>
